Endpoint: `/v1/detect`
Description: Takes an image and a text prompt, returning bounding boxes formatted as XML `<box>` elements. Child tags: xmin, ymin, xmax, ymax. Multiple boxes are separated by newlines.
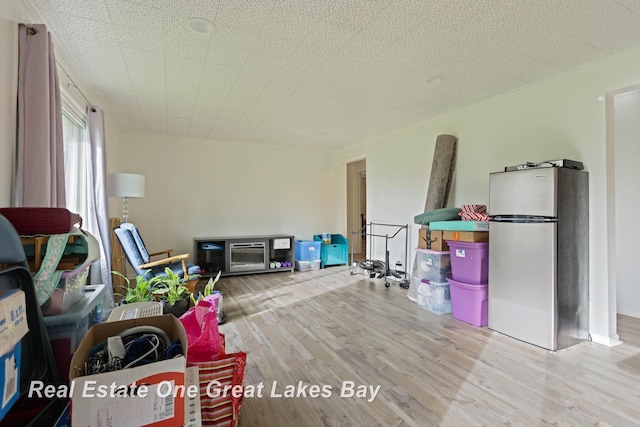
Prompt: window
<box><xmin>62</xmin><ymin>108</ymin><xmax>91</xmax><ymax>221</ymax></box>
<box><xmin>60</xmin><ymin>96</ymin><xmax>113</xmax><ymax>298</ymax></box>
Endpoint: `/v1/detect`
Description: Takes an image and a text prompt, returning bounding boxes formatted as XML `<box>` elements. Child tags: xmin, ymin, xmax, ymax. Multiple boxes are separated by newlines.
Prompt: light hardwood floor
<box><xmin>207</xmin><ymin>267</ymin><xmax>640</xmax><ymax>426</ymax></box>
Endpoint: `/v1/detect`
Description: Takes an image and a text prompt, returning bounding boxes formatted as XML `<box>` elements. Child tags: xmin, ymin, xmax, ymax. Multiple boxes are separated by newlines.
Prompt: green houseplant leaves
<box><xmin>113</xmin><ymin>267</ymin><xmax>200</xmax><ymax>317</ymax></box>
<box><xmin>150</xmin><ymin>267</ymin><xmax>191</xmax><ymax>305</ymax></box>
<box><xmin>112</xmin><ymin>270</ymin><xmax>154</xmax><ymax>303</ymax></box>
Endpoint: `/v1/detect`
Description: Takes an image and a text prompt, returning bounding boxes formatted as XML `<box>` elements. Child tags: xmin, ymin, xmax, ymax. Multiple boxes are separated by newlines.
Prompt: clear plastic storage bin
<box><xmin>417</xmin><ymin>280</ymin><xmax>452</xmax><ymax>314</ymax></box>
<box><xmin>295</xmin><ymin>260</ymin><xmax>321</xmax><ymax>271</ymax></box>
<box><xmin>43</xmin><ymin>284</ymin><xmax>106</xmax><ymax>382</ymax></box>
<box><xmin>414</xmin><ymin>248</ymin><xmax>451</xmax><ymax>282</ymax></box>
<box><xmin>41</xmin><ymin>264</ymin><xmax>90</xmax><ymax>316</ymax></box>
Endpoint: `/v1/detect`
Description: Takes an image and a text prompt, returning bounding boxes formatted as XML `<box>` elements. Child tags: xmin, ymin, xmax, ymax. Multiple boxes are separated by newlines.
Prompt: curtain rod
<box><xmin>21</xmin><ymin>23</ymin><xmax>94</xmax><ymax>110</ymax></box>
<box><xmin>56</xmin><ymin>60</ymin><xmax>93</xmax><ymax>108</ymax></box>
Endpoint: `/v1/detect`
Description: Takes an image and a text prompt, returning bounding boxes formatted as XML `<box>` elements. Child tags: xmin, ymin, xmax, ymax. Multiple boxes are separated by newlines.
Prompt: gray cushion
<box><xmin>414</xmin><ymin>207</ymin><xmax>462</xmax><ymax>225</ymax></box>
<box><xmin>121</xmin><ymin>222</ymin><xmax>150</xmax><ymax>263</ymax></box>
<box><xmin>114</xmin><ymin>227</ymin><xmax>147</xmax><ymax>276</ymax></box>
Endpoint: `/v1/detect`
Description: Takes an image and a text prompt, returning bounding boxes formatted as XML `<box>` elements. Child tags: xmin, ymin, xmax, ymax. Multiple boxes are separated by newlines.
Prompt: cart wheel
<box><xmin>385</xmin><ymin>282</ymin><xmax>390</xmax><ymax>288</ymax></box>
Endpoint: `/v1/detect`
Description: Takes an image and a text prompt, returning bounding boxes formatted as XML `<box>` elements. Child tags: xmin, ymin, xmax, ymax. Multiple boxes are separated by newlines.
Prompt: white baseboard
<box><xmin>617</xmin><ymin>309</ymin><xmax>640</xmax><ymax>319</ymax></box>
<box><xmin>590</xmin><ymin>333</ymin><xmax>623</xmax><ymax>347</ymax></box>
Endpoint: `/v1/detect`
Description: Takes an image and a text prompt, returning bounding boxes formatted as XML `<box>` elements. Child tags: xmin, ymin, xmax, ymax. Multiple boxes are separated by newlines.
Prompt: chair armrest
<box><xmin>139</xmin><ymin>253</ymin><xmax>190</xmax><ymax>269</ymax></box>
<box><xmin>148</xmin><ymin>249</ymin><xmax>173</xmax><ymax>258</ymax></box>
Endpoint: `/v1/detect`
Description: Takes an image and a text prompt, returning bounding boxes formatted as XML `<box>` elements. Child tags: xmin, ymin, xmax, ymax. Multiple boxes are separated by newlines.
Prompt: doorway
<box><xmin>610</xmin><ymin>85</ymin><xmax>640</xmax><ymax>318</ymax></box>
<box><xmin>347</xmin><ymin>159</ymin><xmax>366</xmax><ymax>262</ymax></box>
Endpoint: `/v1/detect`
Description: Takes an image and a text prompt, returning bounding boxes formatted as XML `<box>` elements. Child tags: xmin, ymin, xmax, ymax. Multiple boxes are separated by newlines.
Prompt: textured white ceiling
<box><xmin>28</xmin><ymin>0</ymin><xmax>640</xmax><ymax>149</ymax></box>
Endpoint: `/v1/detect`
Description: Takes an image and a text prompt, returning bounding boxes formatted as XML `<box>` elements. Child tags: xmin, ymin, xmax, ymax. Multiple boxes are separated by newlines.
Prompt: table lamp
<box><xmin>107</xmin><ymin>173</ymin><xmax>145</xmax><ymax>223</ymax></box>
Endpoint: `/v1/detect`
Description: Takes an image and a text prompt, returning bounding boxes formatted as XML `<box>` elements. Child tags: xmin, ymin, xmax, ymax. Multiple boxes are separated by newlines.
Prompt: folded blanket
<box><xmin>34</xmin><ymin>227</ymin><xmax>100</xmax><ymax>306</ymax></box>
<box><xmin>0</xmin><ymin>207</ymin><xmax>82</xmax><ymax>235</ymax></box>
<box><xmin>414</xmin><ymin>207</ymin><xmax>461</xmax><ymax>225</ymax></box>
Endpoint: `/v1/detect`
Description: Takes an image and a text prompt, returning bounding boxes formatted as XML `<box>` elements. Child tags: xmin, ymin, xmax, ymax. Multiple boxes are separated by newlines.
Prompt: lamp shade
<box><xmin>107</xmin><ymin>173</ymin><xmax>145</xmax><ymax>198</ymax></box>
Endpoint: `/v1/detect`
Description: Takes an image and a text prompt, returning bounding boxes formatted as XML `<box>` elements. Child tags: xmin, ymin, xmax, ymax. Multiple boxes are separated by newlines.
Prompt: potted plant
<box><xmin>150</xmin><ymin>267</ymin><xmax>196</xmax><ymax>317</ymax></box>
<box><xmin>112</xmin><ymin>271</ymin><xmax>154</xmax><ymax>303</ymax></box>
<box><xmin>191</xmin><ymin>270</ymin><xmax>226</xmax><ymax>324</ymax></box>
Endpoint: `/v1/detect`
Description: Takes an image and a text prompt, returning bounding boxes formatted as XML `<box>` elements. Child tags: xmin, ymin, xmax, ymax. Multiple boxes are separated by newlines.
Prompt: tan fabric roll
<box><xmin>424</xmin><ymin>134</ymin><xmax>458</xmax><ymax>214</ymax></box>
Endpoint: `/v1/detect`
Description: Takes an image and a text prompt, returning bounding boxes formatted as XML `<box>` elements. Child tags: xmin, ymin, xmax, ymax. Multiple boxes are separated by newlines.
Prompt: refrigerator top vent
<box><xmin>504</xmin><ymin>159</ymin><xmax>583</xmax><ymax>172</ymax></box>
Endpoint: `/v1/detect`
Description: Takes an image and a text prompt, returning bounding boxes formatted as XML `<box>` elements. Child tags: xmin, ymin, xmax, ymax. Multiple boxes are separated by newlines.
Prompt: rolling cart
<box><xmin>351</xmin><ymin>222</ymin><xmax>410</xmax><ymax>288</ymax></box>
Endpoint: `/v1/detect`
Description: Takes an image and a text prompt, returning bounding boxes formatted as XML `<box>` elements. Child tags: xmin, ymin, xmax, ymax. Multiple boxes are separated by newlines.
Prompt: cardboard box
<box><xmin>418</xmin><ymin>228</ymin><xmax>449</xmax><ymax>252</ymax></box>
<box><xmin>443</xmin><ymin>230</ymin><xmax>489</xmax><ymax>243</ymax></box>
<box><xmin>69</xmin><ymin>315</ymin><xmax>188</xmax><ymax>427</ymax></box>
<box><xmin>0</xmin><ymin>289</ymin><xmax>28</xmax><ymax>420</ymax></box>
<box><xmin>0</xmin><ymin>341</ymin><xmax>21</xmax><ymax>421</ymax></box>
<box><xmin>0</xmin><ymin>289</ymin><xmax>28</xmax><ymax>356</ymax></box>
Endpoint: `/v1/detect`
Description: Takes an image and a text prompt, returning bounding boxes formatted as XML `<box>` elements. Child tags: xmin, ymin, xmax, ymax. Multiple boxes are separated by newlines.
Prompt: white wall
<box><xmin>614</xmin><ymin>88</ymin><xmax>640</xmax><ymax>318</ymax></box>
<box><xmin>115</xmin><ymin>133</ymin><xmax>336</xmax><ymax>257</ymax></box>
<box><xmin>336</xmin><ymin>46</ymin><xmax>640</xmax><ymax>343</ymax></box>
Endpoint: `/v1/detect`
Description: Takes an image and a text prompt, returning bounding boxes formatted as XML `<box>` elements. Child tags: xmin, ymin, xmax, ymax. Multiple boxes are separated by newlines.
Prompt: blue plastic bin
<box><xmin>313</xmin><ymin>234</ymin><xmax>349</xmax><ymax>268</ymax></box>
<box><xmin>294</xmin><ymin>240</ymin><xmax>322</xmax><ymax>262</ymax></box>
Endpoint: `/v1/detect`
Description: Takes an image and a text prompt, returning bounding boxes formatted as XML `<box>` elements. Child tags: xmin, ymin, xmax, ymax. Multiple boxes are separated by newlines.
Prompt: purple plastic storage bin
<box><xmin>446</xmin><ymin>240</ymin><xmax>489</xmax><ymax>285</ymax></box>
<box><xmin>447</xmin><ymin>277</ymin><xmax>488</xmax><ymax>327</ymax></box>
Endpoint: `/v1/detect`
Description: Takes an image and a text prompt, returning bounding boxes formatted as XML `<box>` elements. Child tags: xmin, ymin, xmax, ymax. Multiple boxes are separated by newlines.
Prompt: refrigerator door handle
<box><xmin>490</xmin><ymin>215</ymin><xmax>558</xmax><ymax>223</ymax></box>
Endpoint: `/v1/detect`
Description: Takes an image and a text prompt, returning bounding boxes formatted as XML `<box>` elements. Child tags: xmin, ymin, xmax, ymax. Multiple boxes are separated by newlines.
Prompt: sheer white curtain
<box><xmin>62</xmin><ymin>106</ymin><xmax>114</xmax><ymax>309</ymax></box>
<box><xmin>86</xmin><ymin>106</ymin><xmax>113</xmax><ymax>307</ymax></box>
<box><xmin>62</xmin><ymin>111</ymin><xmax>89</xmax><ymax>215</ymax></box>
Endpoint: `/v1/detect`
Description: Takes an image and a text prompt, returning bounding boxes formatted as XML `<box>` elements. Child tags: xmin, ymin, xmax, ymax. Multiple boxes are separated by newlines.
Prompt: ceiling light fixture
<box><xmin>426</xmin><ymin>76</ymin><xmax>444</xmax><ymax>85</ymax></box>
<box><xmin>188</xmin><ymin>17</ymin><xmax>214</xmax><ymax>34</ymax></box>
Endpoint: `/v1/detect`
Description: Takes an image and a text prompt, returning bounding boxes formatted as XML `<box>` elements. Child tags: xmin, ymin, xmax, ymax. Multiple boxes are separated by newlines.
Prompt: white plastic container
<box><xmin>295</xmin><ymin>260</ymin><xmax>321</xmax><ymax>271</ymax></box>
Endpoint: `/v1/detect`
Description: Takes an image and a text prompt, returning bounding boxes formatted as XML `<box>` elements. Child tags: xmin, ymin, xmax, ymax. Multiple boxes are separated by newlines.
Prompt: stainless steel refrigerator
<box><xmin>488</xmin><ymin>166</ymin><xmax>589</xmax><ymax>351</ymax></box>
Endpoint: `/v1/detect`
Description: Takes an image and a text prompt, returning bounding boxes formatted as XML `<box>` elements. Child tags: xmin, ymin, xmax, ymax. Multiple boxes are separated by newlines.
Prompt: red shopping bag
<box><xmin>188</xmin><ymin>352</ymin><xmax>246</xmax><ymax>427</ymax></box>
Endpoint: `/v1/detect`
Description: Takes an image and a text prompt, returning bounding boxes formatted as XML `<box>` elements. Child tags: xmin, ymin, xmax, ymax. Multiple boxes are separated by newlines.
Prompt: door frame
<box><xmin>346</xmin><ymin>158</ymin><xmax>366</xmax><ymax>256</ymax></box>
<box><xmin>607</xmin><ymin>84</ymin><xmax>640</xmax><ymax>320</ymax></box>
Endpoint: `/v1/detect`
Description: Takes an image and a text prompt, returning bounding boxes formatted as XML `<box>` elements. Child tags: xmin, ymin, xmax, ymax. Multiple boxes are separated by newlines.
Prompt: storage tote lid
<box><xmin>42</xmin><ymin>285</ymin><xmax>106</xmax><ymax>326</ymax></box>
